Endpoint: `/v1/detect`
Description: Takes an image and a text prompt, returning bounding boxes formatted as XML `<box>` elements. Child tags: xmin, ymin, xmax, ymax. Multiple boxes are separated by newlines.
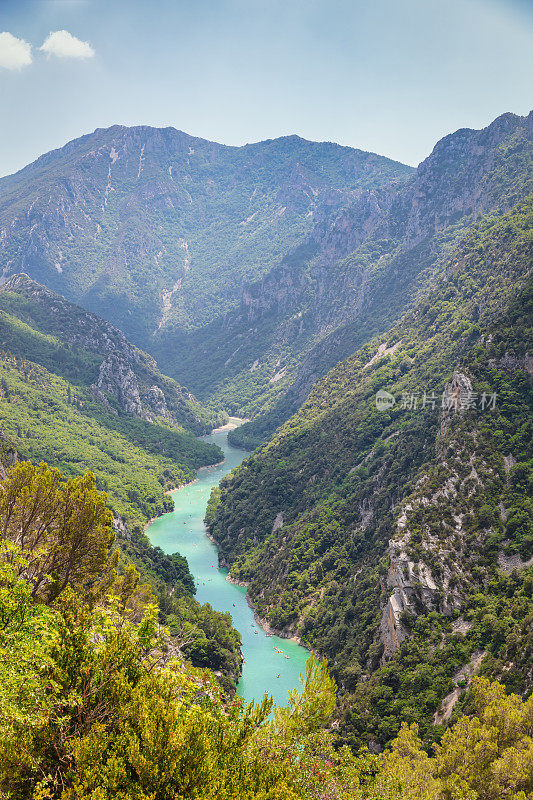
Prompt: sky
<box><xmin>0</xmin><ymin>0</ymin><xmax>531</xmax><ymax>176</ymax></box>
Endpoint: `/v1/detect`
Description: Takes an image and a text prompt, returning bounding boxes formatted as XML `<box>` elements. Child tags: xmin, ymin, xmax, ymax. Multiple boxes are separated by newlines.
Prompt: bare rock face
<box><xmin>379</xmin><ymin>369</ymin><xmax>497</xmax><ymax>661</ymax></box>
<box><xmin>0</xmin><ymin>274</ymin><xmax>212</xmax><ymax>435</ymax></box>
<box><xmin>380</xmin><ymin>529</ymin><xmax>440</xmax><ymax>661</ymax></box>
<box><xmin>92</xmin><ymin>356</ymin><xmax>180</xmax><ymax>426</ymax></box>
<box><xmin>92</xmin><ymin>355</ymin><xmax>143</xmax><ymax>416</ymax></box>
<box><xmin>1</xmin><ymin>274</ymin><xmax>139</xmax><ymax>363</ymax></box>
<box><xmin>142</xmin><ymin>385</ymin><xmax>171</xmax><ymax>422</ymax></box>
<box><xmin>488</xmin><ymin>352</ymin><xmax>533</xmax><ymax>376</ymax></box>
<box><xmin>112</xmin><ymin>512</ymin><xmax>132</xmax><ymax>541</ymax></box>
<box><xmin>440</xmin><ymin>371</ymin><xmax>474</xmax><ymax>435</ymax></box>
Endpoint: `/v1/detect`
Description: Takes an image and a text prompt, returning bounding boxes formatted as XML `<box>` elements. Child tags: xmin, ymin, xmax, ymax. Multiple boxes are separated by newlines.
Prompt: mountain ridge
<box><xmin>0</xmin><ymin>123</ymin><xmax>412</xmax><ymax>347</ymax></box>
<box><xmin>0</xmin><ymin>273</ymin><xmax>225</xmax><ymax>529</ymax></box>
<box><xmin>207</xmin><ymin>192</ymin><xmax>533</xmax><ymax>748</ymax></box>
<box><xmin>153</xmin><ymin>109</ymin><xmax>532</xmax><ymax>441</ymax></box>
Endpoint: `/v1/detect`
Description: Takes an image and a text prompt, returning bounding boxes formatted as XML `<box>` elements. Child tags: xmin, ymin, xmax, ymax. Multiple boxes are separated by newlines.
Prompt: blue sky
<box><xmin>0</xmin><ymin>0</ymin><xmax>532</xmax><ymax>175</ymax></box>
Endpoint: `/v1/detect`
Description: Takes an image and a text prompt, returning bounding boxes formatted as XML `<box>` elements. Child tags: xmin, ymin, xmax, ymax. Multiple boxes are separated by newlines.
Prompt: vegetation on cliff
<box><xmin>207</xmin><ymin>196</ymin><xmax>533</xmax><ymax>748</ymax></box>
<box><xmin>1</xmin><ymin>459</ymin><xmax>532</xmax><ymax>799</ymax></box>
<box><xmin>0</xmin><ymin>277</ymin><xmax>223</xmax><ymax>530</ymax></box>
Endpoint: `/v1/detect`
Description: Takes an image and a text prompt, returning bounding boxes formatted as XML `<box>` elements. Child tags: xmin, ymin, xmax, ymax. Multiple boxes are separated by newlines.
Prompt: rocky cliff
<box><xmin>207</xmin><ymin>192</ymin><xmax>533</xmax><ymax>746</ymax></box>
<box><xmin>0</xmin><ymin>126</ymin><xmax>411</xmax><ymax>347</ymax></box>
<box><xmin>209</xmin><ymin>110</ymin><xmax>533</xmax><ymax>440</ymax></box>
<box><xmin>0</xmin><ymin>273</ymin><xmax>216</xmax><ymax>434</ymax></box>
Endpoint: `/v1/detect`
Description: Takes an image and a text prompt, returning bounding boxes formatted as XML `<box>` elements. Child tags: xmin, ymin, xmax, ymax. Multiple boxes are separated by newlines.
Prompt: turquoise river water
<box><xmin>146</xmin><ymin>427</ymin><xmax>309</xmax><ymax>707</ymax></box>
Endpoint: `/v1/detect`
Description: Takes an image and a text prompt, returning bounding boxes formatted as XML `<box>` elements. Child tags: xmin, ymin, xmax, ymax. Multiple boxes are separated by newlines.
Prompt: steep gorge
<box><xmin>207</xmin><ymin>194</ymin><xmax>533</xmax><ymax>748</ymax></box>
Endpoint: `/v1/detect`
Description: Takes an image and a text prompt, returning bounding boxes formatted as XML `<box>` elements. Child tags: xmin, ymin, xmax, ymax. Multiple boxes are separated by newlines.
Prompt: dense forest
<box><xmin>1</xmin><ymin>459</ymin><xmax>532</xmax><ymax>799</ymax></box>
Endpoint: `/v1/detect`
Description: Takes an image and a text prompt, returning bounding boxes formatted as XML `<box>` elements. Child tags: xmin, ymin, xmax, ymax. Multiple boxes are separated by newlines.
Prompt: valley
<box><xmin>0</xmin><ymin>108</ymin><xmax>531</xmax><ymax>799</ymax></box>
<box><xmin>146</xmin><ymin>425</ymin><xmax>309</xmax><ymax>707</ymax></box>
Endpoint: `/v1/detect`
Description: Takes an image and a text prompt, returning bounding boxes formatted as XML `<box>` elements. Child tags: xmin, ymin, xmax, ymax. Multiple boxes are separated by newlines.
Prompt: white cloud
<box><xmin>40</xmin><ymin>30</ymin><xmax>95</xmax><ymax>59</ymax></box>
<box><xmin>0</xmin><ymin>32</ymin><xmax>32</xmax><ymax>70</ymax></box>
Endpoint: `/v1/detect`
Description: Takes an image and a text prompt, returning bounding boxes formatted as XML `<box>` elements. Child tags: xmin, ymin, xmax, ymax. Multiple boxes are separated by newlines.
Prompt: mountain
<box><xmin>0</xmin><ymin>114</ymin><xmax>532</xmax><ymax>798</ymax></box>
<box><xmin>0</xmin><ymin>273</ymin><xmax>223</xmax><ymax>434</ymax></box>
<box><xmin>0</xmin><ymin>274</ymin><xmax>223</xmax><ymax>529</ymax></box>
<box><xmin>1</xmin><ymin>114</ymin><xmax>529</xmax><ymax>439</ymax></box>
<box><xmin>207</xmin><ymin>193</ymin><xmax>533</xmax><ymax>748</ymax></box>
<box><xmin>0</xmin><ymin>126</ymin><xmax>412</xmax><ymax>348</ymax></box>
<box><xmin>158</xmin><ymin>111</ymin><xmax>533</xmax><ymax>444</ymax></box>
<box><xmin>0</xmin><ymin>276</ymin><xmax>245</xmax><ymax>694</ymax></box>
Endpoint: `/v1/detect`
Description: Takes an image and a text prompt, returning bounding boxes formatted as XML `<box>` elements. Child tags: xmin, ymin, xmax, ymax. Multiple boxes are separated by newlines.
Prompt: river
<box><xmin>146</xmin><ymin>426</ymin><xmax>309</xmax><ymax>707</ymax></box>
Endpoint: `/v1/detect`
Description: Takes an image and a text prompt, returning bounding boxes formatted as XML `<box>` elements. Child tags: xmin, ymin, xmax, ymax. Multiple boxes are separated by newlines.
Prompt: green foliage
<box><xmin>0</xmin><ymin>461</ymin><xmax>114</xmax><ymax>603</ymax></box>
<box><xmin>1</xmin><ymin>546</ymin><xmax>531</xmax><ymax>799</ymax></box>
<box><xmin>0</xmin><ymin>460</ymin><xmax>242</xmax><ymax>697</ymax></box>
<box><xmin>209</xmin><ymin>196</ymin><xmax>533</xmax><ymax>747</ymax></box>
<box><xmin>0</xmin><ymin>352</ymin><xmax>221</xmax><ymax>530</ymax></box>
<box><xmin>0</xmin><ymin>467</ymin><xmax>531</xmax><ymax>798</ymax></box>
<box><xmin>0</xmin><ymin>281</ymin><xmax>222</xmax><ymax>435</ymax></box>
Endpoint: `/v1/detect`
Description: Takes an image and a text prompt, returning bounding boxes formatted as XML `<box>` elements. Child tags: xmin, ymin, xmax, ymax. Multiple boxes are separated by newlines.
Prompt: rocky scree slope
<box><xmin>207</xmin><ymin>195</ymin><xmax>533</xmax><ymax>748</ymax></box>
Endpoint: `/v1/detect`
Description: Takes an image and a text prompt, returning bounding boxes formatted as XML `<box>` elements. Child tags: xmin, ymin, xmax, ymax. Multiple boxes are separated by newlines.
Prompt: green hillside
<box><xmin>0</xmin><ymin>288</ymin><xmax>243</xmax><ymax>694</ymax></box>
<box><xmin>207</xmin><ymin>196</ymin><xmax>533</xmax><ymax>748</ymax></box>
<box><xmin>0</xmin><ymin>276</ymin><xmax>224</xmax><ymax>531</ymax></box>
<box><xmin>212</xmin><ymin>111</ymin><xmax>533</xmax><ymax>442</ymax></box>
<box><xmin>0</xmin><ymin>274</ymin><xmax>224</xmax><ymax>434</ymax></box>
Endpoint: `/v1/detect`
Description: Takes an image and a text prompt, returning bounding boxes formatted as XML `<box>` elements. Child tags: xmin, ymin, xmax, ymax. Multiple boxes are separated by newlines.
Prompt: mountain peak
<box><xmin>420</xmin><ymin>109</ymin><xmax>533</xmax><ymax>168</ymax></box>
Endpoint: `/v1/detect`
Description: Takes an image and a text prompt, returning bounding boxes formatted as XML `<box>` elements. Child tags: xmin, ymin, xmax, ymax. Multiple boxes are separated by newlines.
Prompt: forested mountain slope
<box><xmin>207</xmin><ymin>195</ymin><xmax>533</xmax><ymax>748</ymax></box>
<box><xmin>0</xmin><ymin>126</ymin><xmax>411</xmax><ymax>346</ymax></box>
<box><xmin>0</xmin><ymin>282</ymin><xmax>243</xmax><ymax>693</ymax></box>
<box><xmin>0</xmin><ymin>273</ymin><xmax>221</xmax><ymax>434</ymax></box>
<box><xmin>161</xmin><ymin>110</ymin><xmax>531</xmax><ymax>442</ymax></box>
<box><xmin>0</xmin><ymin>275</ymin><xmax>222</xmax><ymax>529</ymax></box>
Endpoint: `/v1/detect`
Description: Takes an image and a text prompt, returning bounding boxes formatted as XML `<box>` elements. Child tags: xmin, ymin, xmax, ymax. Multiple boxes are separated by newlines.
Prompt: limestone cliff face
<box><xmin>380</xmin><ymin>532</ymin><xmax>440</xmax><ymax>659</ymax></box>
<box><xmin>0</xmin><ymin>437</ymin><xmax>18</xmax><ymax>480</ymax></box>
<box><xmin>403</xmin><ymin>110</ymin><xmax>533</xmax><ymax>245</ymax></box>
<box><xmin>379</xmin><ymin>371</ymin><xmax>500</xmax><ymax>660</ymax></box>
<box><xmin>92</xmin><ymin>355</ymin><xmax>143</xmax><ymax>416</ymax></box>
<box><xmin>235</xmin><ymin>111</ymin><xmax>533</xmax><ymax>333</ymax></box>
<box><xmin>2</xmin><ymin>274</ymin><xmax>139</xmax><ymax>362</ymax></box>
<box><xmin>92</xmin><ymin>355</ymin><xmax>180</xmax><ymax>425</ymax></box>
<box><xmin>0</xmin><ymin>274</ymin><xmax>212</xmax><ymax>434</ymax></box>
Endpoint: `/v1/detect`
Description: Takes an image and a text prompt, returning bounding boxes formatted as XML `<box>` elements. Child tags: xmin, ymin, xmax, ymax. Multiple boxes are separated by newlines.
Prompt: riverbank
<box><xmin>212</xmin><ymin>416</ymin><xmax>249</xmax><ymax>434</ymax></box>
<box><xmin>145</xmin><ymin>427</ymin><xmax>309</xmax><ymax>705</ymax></box>
<box><xmin>224</xmin><ymin>572</ymin><xmax>305</xmax><ymax>646</ymax></box>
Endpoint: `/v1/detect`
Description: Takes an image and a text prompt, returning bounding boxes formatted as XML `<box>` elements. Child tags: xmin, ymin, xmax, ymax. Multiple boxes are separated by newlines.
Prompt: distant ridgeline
<box><xmin>0</xmin><ymin>125</ymin><xmax>412</xmax><ymax>346</ymax></box>
<box><xmin>0</xmin><ymin>115</ymin><xmax>530</xmax><ymax>438</ymax></box>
